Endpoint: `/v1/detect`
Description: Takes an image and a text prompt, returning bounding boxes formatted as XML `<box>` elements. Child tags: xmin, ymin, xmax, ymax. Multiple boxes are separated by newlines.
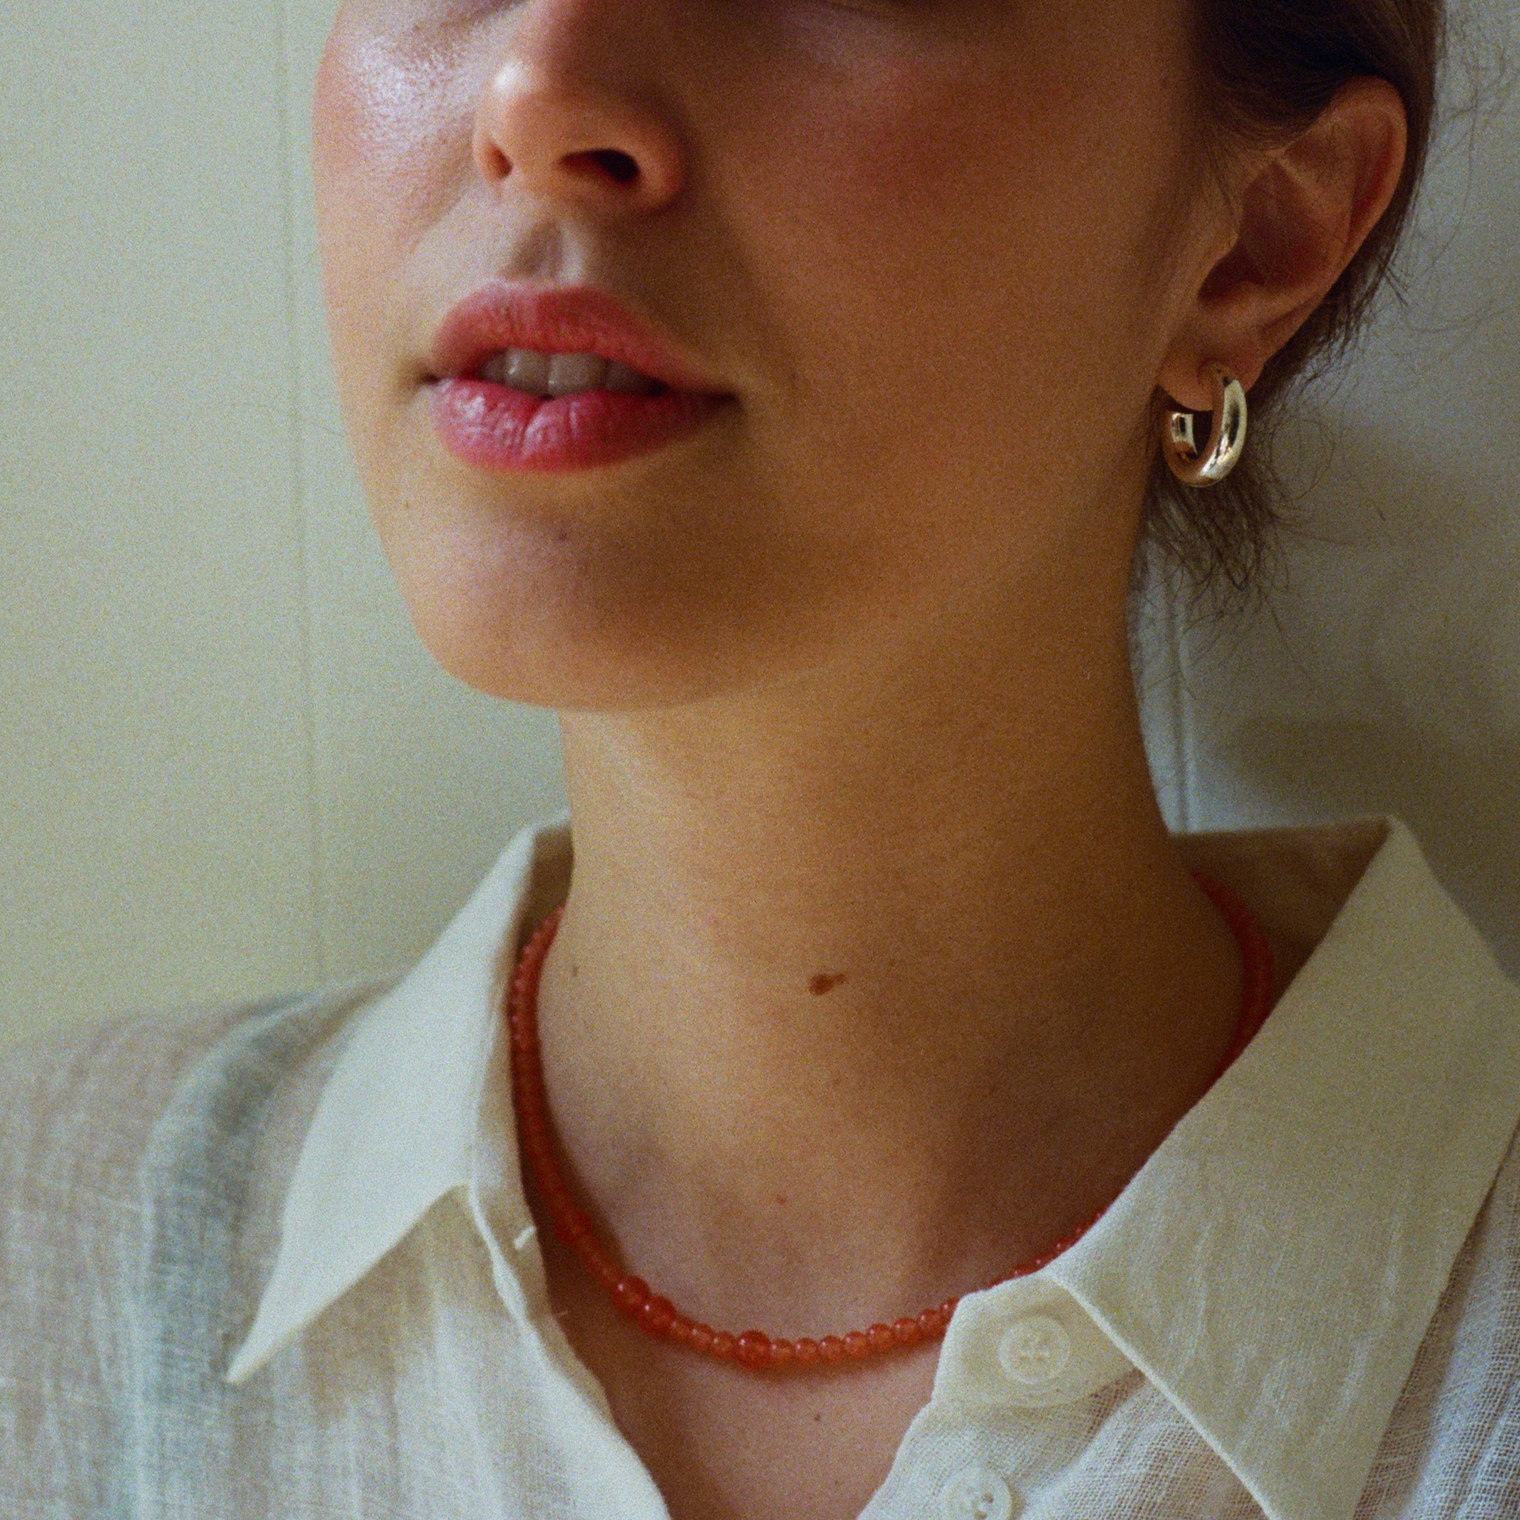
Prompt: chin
<box><xmin>425</xmin><ymin>631</ymin><xmax>754</xmax><ymax>714</ymax></box>
<box><xmin>392</xmin><ymin>545</ymin><xmax>830</xmax><ymax>715</ymax></box>
<box><xmin>363</xmin><ymin>443</ymin><xmax>864</xmax><ymax>711</ymax></box>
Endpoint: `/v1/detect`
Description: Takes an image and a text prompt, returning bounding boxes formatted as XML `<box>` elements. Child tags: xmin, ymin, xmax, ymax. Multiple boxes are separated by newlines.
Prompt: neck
<box><xmin>532</xmin><ymin>613</ymin><xmax>1242</xmax><ymax>1334</ymax></box>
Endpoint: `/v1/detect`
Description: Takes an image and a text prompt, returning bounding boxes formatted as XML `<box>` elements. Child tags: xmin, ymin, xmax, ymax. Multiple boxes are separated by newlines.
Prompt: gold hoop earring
<box><xmin>1162</xmin><ymin>364</ymin><xmax>1248</xmax><ymax>487</ymax></box>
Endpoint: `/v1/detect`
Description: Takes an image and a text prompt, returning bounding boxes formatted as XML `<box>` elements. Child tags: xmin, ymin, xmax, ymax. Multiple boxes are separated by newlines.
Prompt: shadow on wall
<box><xmin>1175</xmin><ymin>404</ymin><xmax>1520</xmax><ymax>975</ymax></box>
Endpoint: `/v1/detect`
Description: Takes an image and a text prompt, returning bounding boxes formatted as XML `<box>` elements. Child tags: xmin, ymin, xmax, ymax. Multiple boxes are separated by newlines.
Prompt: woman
<box><xmin>5</xmin><ymin>0</ymin><xmax>1519</xmax><ymax>1516</ymax></box>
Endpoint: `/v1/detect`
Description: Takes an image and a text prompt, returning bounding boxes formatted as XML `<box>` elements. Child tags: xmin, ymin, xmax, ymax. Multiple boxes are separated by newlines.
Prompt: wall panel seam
<box><xmin>272</xmin><ymin>0</ymin><xmax>329</xmax><ymax>985</ymax></box>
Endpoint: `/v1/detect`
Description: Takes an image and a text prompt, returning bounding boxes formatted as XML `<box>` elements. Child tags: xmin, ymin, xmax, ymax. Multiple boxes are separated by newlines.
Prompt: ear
<box><xmin>1159</xmin><ymin>77</ymin><xmax>1408</xmax><ymax>411</ymax></box>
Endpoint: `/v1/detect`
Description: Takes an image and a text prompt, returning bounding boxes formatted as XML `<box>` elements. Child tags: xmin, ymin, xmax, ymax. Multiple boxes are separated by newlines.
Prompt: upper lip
<box><xmin>427</xmin><ymin>281</ymin><xmax>729</xmax><ymax>394</ymax></box>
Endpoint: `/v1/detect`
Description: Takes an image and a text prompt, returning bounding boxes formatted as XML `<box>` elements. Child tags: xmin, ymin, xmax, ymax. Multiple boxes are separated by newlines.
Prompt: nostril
<box><xmin>570</xmin><ymin>148</ymin><xmax>640</xmax><ymax>187</ymax></box>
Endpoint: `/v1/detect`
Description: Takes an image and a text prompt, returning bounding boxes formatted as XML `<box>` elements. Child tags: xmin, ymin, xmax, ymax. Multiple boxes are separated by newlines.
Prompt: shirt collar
<box><xmin>226</xmin><ymin>817</ymin><xmax>1520</xmax><ymax>1520</ymax></box>
<box><xmin>226</xmin><ymin>817</ymin><xmax>571</xmax><ymax>1383</ymax></box>
<box><xmin>1033</xmin><ymin>818</ymin><xmax>1520</xmax><ymax>1520</ymax></box>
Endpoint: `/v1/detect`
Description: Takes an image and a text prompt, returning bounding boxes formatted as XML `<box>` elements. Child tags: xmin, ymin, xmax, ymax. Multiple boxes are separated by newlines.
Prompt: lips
<box><xmin>429</xmin><ymin>282</ymin><xmax>726</xmax><ymax>394</ymax></box>
<box><xmin>425</xmin><ymin>282</ymin><xmax>732</xmax><ymax>473</ymax></box>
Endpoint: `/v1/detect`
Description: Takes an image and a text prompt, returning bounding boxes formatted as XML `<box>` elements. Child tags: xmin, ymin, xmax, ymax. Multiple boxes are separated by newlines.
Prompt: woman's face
<box><xmin>314</xmin><ymin>0</ymin><xmax>1221</xmax><ymax>709</ymax></box>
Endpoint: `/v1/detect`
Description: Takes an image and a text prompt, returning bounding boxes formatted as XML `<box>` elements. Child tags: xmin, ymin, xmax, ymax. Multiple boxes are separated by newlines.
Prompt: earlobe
<box><xmin>1159</xmin><ymin>76</ymin><xmax>1408</xmax><ymax>411</ymax></box>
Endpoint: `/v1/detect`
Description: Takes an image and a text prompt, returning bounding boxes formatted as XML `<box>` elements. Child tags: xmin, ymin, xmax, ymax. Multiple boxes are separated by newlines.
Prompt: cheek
<box><xmin>714</xmin><ymin>24</ymin><xmax>1189</xmax><ymax>485</ymax></box>
<box><xmin>313</xmin><ymin>10</ymin><xmax>480</xmax><ymax>488</ymax></box>
<box><xmin>312</xmin><ymin>13</ymin><xmax>472</xmax><ymax>292</ymax></box>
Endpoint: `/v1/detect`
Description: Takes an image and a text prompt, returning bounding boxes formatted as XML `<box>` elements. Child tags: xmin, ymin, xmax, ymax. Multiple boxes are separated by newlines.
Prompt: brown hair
<box><xmin>1148</xmin><ymin>0</ymin><xmax>1446</xmax><ymax>595</ymax></box>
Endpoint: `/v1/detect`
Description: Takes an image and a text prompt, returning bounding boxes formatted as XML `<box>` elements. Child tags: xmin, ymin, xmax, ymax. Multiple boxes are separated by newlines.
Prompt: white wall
<box><xmin>3</xmin><ymin>1</ymin><xmax>1516</xmax><ymax>1045</ymax></box>
<box><xmin>0</xmin><ymin>0</ymin><xmax>565</xmax><ymax>1044</ymax></box>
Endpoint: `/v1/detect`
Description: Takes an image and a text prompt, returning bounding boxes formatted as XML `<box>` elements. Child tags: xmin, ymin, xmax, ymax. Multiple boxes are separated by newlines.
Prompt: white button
<box><xmin>998</xmin><ymin>1314</ymin><xmax>1072</xmax><ymax>1387</ymax></box>
<box><xmin>933</xmin><ymin>1279</ymin><xmax>1135</xmax><ymax>1409</ymax></box>
<box><xmin>942</xmin><ymin>1466</ymin><xmax>1014</xmax><ymax>1520</ymax></box>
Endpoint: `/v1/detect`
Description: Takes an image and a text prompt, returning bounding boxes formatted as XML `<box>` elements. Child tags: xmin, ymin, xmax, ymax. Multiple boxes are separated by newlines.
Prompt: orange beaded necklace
<box><xmin>506</xmin><ymin>872</ymin><xmax>1274</xmax><ymax>1373</ymax></box>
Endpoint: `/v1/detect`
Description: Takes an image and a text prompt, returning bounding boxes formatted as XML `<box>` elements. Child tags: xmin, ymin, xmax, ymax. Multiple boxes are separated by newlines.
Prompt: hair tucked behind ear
<box><xmin>1147</xmin><ymin>0</ymin><xmax>1445</xmax><ymax>598</ymax></box>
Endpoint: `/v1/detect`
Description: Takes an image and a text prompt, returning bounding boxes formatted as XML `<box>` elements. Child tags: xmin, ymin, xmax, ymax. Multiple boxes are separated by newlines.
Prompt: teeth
<box><xmin>506</xmin><ymin>348</ymin><xmax>551</xmax><ymax>393</ymax></box>
<box><xmin>546</xmin><ymin>352</ymin><xmax>608</xmax><ymax>396</ymax></box>
<box><xmin>476</xmin><ymin>347</ymin><xmax>663</xmax><ymax>399</ymax></box>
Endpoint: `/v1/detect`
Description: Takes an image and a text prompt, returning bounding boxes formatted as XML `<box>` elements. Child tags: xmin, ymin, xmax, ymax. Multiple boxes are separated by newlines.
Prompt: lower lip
<box><xmin>428</xmin><ymin>377</ymin><xmax>729</xmax><ymax>473</ymax></box>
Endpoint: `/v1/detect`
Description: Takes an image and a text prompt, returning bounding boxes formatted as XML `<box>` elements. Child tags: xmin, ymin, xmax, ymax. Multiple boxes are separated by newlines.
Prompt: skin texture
<box><xmin>313</xmin><ymin>4</ymin><xmax>1406</xmax><ymax>1517</ymax></box>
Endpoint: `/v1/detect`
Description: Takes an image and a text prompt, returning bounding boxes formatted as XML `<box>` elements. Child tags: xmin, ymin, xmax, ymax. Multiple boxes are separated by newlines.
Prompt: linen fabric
<box><xmin>4</xmin><ymin>815</ymin><xmax>1520</xmax><ymax>1520</ymax></box>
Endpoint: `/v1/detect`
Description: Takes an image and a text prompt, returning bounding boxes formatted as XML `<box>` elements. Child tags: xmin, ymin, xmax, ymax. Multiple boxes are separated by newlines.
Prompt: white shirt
<box><xmin>4</xmin><ymin>815</ymin><xmax>1520</xmax><ymax>1520</ymax></box>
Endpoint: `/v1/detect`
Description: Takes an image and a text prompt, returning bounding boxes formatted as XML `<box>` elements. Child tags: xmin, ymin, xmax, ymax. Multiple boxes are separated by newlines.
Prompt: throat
<box><xmin>523</xmin><ymin>865</ymin><xmax>1243</xmax><ymax>1344</ymax></box>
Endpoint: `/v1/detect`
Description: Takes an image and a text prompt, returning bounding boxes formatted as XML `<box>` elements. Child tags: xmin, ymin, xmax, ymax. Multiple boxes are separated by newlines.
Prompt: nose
<box><xmin>472</xmin><ymin>1</ymin><xmax>685</xmax><ymax>216</ymax></box>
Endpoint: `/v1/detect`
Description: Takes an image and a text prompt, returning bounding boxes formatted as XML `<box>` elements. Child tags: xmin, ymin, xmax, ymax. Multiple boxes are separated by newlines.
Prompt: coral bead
<box><xmin>640</xmin><ymin>1296</ymin><xmax>677</xmax><ymax>1335</ymax></box>
<box><xmin>793</xmin><ymin>1338</ymin><xmax>821</xmax><ymax>1366</ymax></box>
<box><xmin>614</xmin><ymin>1276</ymin><xmax>651</xmax><ymax>1316</ymax></box>
<box><xmin>819</xmin><ymin>1336</ymin><xmax>846</xmax><ymax>1363</ymax></box>
<box><xmin>736</xmin><ymin>1330</ymin><xmax>772</xmax><ymax>1369</ymax></box>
